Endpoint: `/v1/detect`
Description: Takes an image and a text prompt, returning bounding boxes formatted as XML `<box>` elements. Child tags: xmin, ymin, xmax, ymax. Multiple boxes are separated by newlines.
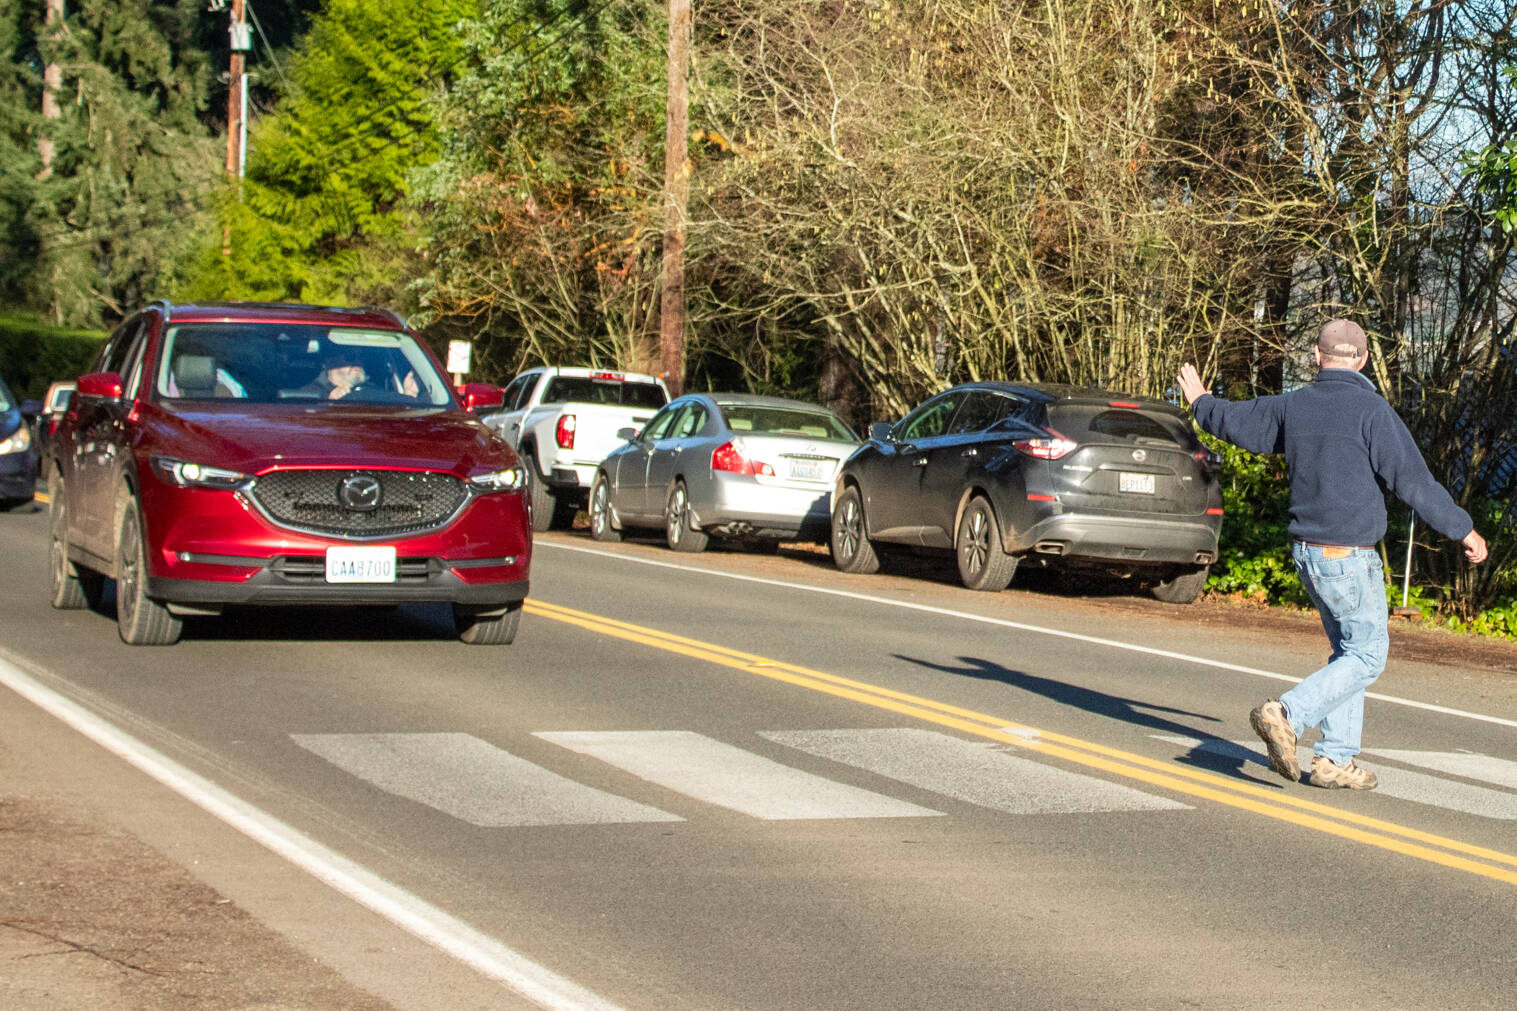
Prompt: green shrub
<box><xmin>0</xmin><ymin>313</ymin><xmax>107</xmax><ymax>400</ymax></box>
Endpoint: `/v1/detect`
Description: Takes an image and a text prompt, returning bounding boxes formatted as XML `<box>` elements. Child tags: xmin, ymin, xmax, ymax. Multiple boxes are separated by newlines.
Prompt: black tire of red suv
<box><xmin>588</xmin><ymin>471</ymin><xmax>623</xmax><ymax>543</ymax></box>
<box><xmin>829</xmin><ymin>485</ymin><xmax>880</xmax><ymax>575</ymax></box>
<box><xmin>47</xmin><ymin>469</ymin><xmax>103</xmax><ymax>610</ymax></box>
<box><xmin>453</xmin><ymin>601</ymin><xmax>522</xmax><ymax>645</ymax></box>
<box><xmin>955</xmin><ymin>495</ymin><xmax>1017</xmax><ymax>592</ymax></box>
<box><xmin>115</xmin><ymin>496</ymin><xmax>183</xmax><ymax>645</ymax></box>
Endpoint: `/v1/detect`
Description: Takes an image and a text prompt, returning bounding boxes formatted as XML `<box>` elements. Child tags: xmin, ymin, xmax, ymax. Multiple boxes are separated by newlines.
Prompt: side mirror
<box><xmin>616</xmin><ymin>426</ymin><xmax>639</xmax><ymax>442</ymax></box>
<box><xmin>77</xmin><ymin>372</ymin><xmax>125</xmax><ymax>401</ymax></box>
<box><xmin>19</xmin><ymin>399</ymin><xmax>43</xmax><ymax>420</ymax></box>
<box><xmin>457</xmin><ymin>382</ymin><xmax>504</xmax><ymax>413</ymax></box>
<box><xmin>869</xmin><ymin>421</ymin><xmax>894</xmax><ymax>443</ymax></box>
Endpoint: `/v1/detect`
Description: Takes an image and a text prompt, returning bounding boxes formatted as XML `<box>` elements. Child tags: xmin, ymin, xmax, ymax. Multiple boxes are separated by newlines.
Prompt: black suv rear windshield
<box><xmin>541</xmin><ymin>377</ymin><xmax>667</xmax><ymax>408</ymax></box>
<box><xmin>1047</xmin><ymin>404</ymin><xmax>1200</xmax><ymax>449</ymax></box>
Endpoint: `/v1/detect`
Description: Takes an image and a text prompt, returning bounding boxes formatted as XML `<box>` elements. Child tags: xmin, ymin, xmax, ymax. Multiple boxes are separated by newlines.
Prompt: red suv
<box><xmin>45</xmin><ymin>301</ymin><xmax>530</xmax><ymax>645</ymax></box>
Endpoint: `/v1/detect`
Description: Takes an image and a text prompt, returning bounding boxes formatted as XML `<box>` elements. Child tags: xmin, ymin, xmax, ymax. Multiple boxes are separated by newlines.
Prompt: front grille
<box><xmin>250</xmin><ymin>470</ymin><xmax>467</xmax><ymax>537</ymax></box>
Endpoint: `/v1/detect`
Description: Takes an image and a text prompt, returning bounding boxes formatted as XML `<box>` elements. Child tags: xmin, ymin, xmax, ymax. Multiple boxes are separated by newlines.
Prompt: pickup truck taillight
<box><xmin>555</xmin><ymin>414</ymin><xmax>576</xmax><ymax>450</ymax></box>
<box><xmin>711</xmin><ymin>439</ymin><xmax>775</xmax><ymax>477</ymax></box>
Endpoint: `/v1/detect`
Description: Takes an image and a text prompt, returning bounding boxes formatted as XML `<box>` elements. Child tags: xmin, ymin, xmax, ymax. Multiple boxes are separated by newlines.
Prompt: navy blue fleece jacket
<box><xmin>1191</xmin><ymin>368</ymin><xmax>1474</xmax><ymax>548</ymax></box>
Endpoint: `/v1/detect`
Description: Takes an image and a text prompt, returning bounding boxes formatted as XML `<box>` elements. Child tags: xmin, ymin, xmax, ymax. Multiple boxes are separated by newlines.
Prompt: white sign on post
<box><xmin>446</xmin><ymin>340</ymin><xmax>472</xmax><ymax>376</ymax></box>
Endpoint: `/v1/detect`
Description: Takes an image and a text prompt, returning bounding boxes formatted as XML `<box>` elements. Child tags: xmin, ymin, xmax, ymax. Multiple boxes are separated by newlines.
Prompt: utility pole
<box><xmin>225</xmin><ymin>0</ymin><xmax>250</xmax><ymax>179</ymax></box>
<box><xmin>37</xmin><ymin>0</ymin><xmax>64</xmax><ymax>180</ymax></box>
<box><xmin>658</xmin><ymin>0</ymin><xmax>690</xmax><ymax>397</ymax></box>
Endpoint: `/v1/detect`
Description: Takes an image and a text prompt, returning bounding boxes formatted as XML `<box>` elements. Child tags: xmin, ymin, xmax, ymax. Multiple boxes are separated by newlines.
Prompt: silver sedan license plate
<box><xmin>788</xmin><ymin>458</ymin><xmax>830</xmax><ymax>482</ymax></box>
<box><xmin>1119</xmin><ymin>471</ymin><xmax>1155</xmax><ymax>494</ymax></box>
<box><xmin>325</xmin><ymin>545</ymin><xmax>397</xmax><ymax>583</ymax></box>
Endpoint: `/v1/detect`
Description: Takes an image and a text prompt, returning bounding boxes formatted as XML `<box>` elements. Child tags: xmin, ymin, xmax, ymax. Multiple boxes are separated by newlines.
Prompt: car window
<box><xmin>541</xmin><ymin>375</ymin><xmax>667</xmax><ymax>408</ymax></box>
<box><xmin>1049</xmin><ymin>404</ymin><xmax>1199</xmax><ymax>448</ymax></box>
<box><xmin>0</xmin><ymin>376</ymin><xmax>13</xmax><ymax>411</ymax></box>
<box><xmin>100</xmin><ymin>318</ymin><xmax>146</xmax><ymax>377</ymax></box>
<box><xmin>153</xmin><ymin>323</ymin><xmax>454</xmax><ymax>407</ymax></box>
<box><xmin>896</xmin><ymin>391</ymin><xmax>964</xmax><ymax>442</ymax></box>
<box><xmin>718</xmin><ymin>404</ymin><xmax>857</xmax><ymax>441</ymax></box>
<box><xmin>641</xmin><ymin>403</ymin><xmax>682</xmax><ymax>441</ymax></box>
<box><xmin>503</xmin><ymin>373</ymin><xmax>536</xmax><ymax>410</ymax></box>
<box><xmin>672</xmin><ymin>403</ymin><xmax>707</xmax><ymax>439</ymax></box>
<box><xmin>46</xmin><ymin>384</ymin><xmax>75</xmax><ymax>412</ymax></box>
<box><xmin>947</xmin><ymin>392</ymin><xmax>1013</xmax><ymax>435</ymax></box>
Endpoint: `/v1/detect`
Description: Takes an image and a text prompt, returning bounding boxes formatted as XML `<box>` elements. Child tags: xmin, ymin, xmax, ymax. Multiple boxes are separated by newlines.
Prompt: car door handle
<box><xmin>913</xmin><ymin>456</ymin><xmax>928</xmax><ymax>467</ymax></box>
<box><xmin>961</xmin><ymin>447</ymin><xmax>979</xmax><ymax>458</ymax></box>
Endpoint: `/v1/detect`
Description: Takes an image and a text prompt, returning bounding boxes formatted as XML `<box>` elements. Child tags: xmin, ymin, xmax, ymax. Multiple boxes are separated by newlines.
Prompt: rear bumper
<box><xmin>691</xmin><ymin>477</ymin><xmax>832</xmax><ymax>540</ymax></box>
<box><xmin>1009</xmin><ymin>512</ymin><xmax>1219</xmax><ymax>567</ymax></box>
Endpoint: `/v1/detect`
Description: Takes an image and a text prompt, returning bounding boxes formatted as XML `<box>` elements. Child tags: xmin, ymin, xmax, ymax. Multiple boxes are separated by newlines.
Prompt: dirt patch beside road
<box><xmin>0</xmin><ymin>793</ymin><xmax>396</xmax><ymax>1011</ymax></box>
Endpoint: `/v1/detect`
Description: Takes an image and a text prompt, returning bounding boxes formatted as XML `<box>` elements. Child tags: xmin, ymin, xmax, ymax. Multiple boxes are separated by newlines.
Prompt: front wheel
<box><xmin>588</xmin><ymin>471</ymin><xmax>623</xmax><ymax>543</ymax></box>
<box><xmin>665</xmin><ymin>481</ymin><xmax>708</xmax><ymax>552</ymax></box>
<box><xmin>115</xmin><ymin>496</ymin><xmax>182</xmax><ymax>645</ymax></box>
<box><xmin>955</xmin><ymin>495</ymin><xmax>1017</xmax><ymax>591</ymax></box>
<box><xmin>1150</xmin><ymin>565</ymin><xmax>1209</xmax><ymax>604</ymax></box>
<box><xmin>453</xmin><ymin>602</ymin><xmax>522</xmax><ymax>645</ymax></box>
<box><xmin>830</xmin><ymin>485</ymin><xmax>880</xmax><ymax>574</ymax></box>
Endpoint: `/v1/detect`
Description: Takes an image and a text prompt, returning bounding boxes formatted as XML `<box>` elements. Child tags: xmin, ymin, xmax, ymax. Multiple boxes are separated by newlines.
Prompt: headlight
<box><xmin>469</xmin><ymin>466</ymin><xmax>526</xmax><ymax>492</ymax></box>
<box><xmin>151</xmin><ymin>457</ymin><xmax>251</xmax><ymax>490</ymax></box>
<box><xmin>0</xmin><ymin>425</ymin><xmax>31</xmax><ymax>454</ymax></box>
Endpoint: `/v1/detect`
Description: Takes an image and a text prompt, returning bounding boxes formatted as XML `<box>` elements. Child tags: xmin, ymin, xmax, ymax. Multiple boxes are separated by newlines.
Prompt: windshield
<box><xmin>154</xmin><ymin>323</ymin><xmax>454</xmax><ymax>407</ymax></box>
<box><xmin>0</xmin><ymin>376</ymin><xmax>12</xmax><ymax>412</ymax></box>
<box><xmin>719</xmin><ymin>404</ymin><xmax>857</xmax><ymax>441</ymax></box>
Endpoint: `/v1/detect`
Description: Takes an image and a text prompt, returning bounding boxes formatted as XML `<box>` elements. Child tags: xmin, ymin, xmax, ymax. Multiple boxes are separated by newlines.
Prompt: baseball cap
<box><xmin>1317</xmin><ymin>319</ymin><xmax>1367</xmax><ymax>357</ymax></box>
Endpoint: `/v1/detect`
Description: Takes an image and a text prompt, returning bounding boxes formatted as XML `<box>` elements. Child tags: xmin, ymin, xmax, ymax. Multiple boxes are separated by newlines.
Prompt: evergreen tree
<box><xmin>177</xmin><ymin>0</ymin><xmax>479</xmax><ymax>308</ymax></box>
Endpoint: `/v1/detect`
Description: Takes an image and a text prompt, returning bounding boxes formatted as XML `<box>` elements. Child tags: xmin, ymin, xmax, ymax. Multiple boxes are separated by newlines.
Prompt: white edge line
<box><xmin>0</xmin><ymin>655</ymin><xmax>624</xmax><ymax>1011</ymax></box>
<box><xmin>542</xmin><ymin>540</ymin><xmax>1517</xmax><ymax>731</ymax></box>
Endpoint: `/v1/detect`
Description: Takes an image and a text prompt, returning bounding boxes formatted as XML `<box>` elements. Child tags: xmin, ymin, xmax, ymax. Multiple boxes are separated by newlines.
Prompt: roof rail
<box><xmin>357</xmin><ymin>305</ymin><xmax>408</xmax><ymax>329</ymax></box>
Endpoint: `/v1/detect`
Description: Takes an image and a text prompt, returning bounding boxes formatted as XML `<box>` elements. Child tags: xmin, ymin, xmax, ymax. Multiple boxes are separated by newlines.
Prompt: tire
<box><xmin>524</xmin><ymin>453</ymin><xmax>557</xmax><ymax>533</ymax></box>
<box><xmin>453</xmin><ymin>601</ymin><xmax>522</xmax><ymax>645</ymax></box>
<box><xmin>115</xmin><ymin>496</ymin><xmax>182</xmax><ymax>645</ymax></box>
<box><xmin>1151</xmin><ymin>565</ymin><xmax>1209</xmax><ymax>604</ymax></box>
<box><xmin>665</xmin><ymin>481</ymin><xmax>708</xmax><ymax>553</ymax></box>
<box><xmin>47</xmin><ymin>470</ymin><xmax>103</xmax><ymax>610</ymax></box>
<box><xmin>588</xmin><ymin>470</ymin><xmax>623</xmax><ymax>542</ymax></box>
<box><xmin>955</xmin><ymin>495</ymin><xmax>1017</xmax><ymax>592</ymax></box>
<box><xmin>829</xmin><ymin>484</ymin><xmax>880</xmax><ymax>574</ymax></box>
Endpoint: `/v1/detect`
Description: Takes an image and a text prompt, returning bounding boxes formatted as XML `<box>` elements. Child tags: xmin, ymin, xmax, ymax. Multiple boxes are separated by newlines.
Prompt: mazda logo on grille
<box><xmin>339</xmin><ymin>475</ymin><xmax>383</xmax><ymax>512</ymax></box>
<box><xmin>1131</xmin><ymin>449</ymin><xmax>1147</xmax><ymax>463</ymax></box>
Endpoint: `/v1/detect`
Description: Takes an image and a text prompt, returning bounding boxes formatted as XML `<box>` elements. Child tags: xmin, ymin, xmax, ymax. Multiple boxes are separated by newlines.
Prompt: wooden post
<box><xmin>658</xmin><ymin>0</ymin><xmax>691</xmax><ymax>397</ymax></box>
<box><xmin>37</xmin><ymin>0</ymin><xmax>64</xmax><ymax>180</ymax></box>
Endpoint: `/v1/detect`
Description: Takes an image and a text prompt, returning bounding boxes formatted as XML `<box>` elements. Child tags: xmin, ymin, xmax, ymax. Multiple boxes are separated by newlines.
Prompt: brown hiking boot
<box><xmin>1309</xmin><ymin>755</ymin><xmax>1378</xmax><ymax>790</ymax></box>
<box><xmin>1250</xmin><ymin>699</ymin><xmax>1299</xmax><ymax>782</ymax></box>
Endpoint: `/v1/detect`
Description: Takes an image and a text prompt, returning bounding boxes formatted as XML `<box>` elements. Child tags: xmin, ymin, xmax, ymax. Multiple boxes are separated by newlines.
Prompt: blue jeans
<box><xmin>1279</xmin><ymin>543</ymin><xmax>1390</xmax><ymax>765</ymax></box>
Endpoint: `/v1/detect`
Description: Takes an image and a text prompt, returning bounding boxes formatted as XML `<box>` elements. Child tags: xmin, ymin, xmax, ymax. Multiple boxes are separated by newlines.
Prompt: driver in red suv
<box><xmin>45</xmin><ymin>300</ymin><xmax>530</xmax><ymax>645</ymax></box>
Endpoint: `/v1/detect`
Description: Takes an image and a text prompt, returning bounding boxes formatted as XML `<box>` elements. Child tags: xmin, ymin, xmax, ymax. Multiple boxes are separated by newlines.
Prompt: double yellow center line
<box><xmin>526</xmin><ymin>598</ymin><xmax>1517</xmax><ymax>887</ymax></box>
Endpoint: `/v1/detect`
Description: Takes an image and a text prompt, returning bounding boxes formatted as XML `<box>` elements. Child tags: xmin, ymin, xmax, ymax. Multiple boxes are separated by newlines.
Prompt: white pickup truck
<box><xmin>484</xmin><ymin>366</ymin><xmax>669</xmax><ymax>530</ymax></box>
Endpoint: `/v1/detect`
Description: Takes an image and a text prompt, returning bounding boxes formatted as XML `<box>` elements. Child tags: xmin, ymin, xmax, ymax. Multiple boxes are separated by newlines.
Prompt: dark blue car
<box><xmin>0</xmin><ymin>374</ymin><xmax>39</xmax><ymax>509</ymax></box>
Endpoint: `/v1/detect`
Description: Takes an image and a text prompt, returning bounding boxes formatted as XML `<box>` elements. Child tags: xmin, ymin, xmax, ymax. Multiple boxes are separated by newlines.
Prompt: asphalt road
<box><xmin>3</xmin><ymin>502</ymin><xmax>1517</xmax><ymax>1009</ymax></box>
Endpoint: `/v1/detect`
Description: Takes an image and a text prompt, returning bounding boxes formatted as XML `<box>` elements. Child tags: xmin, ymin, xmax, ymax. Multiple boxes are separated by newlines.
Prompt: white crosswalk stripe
<box><xmin>291</xmin><ymin>732</ymin><xmax>683</xmax><ymax>827</ymax></box>
<box><xmin>763</xmin><ymin>728</ymin><xmax>1191</xmax><ymax>814</ymax></box>
<box><xmin>1152</xmin><ymin>736</ymin><xmax>1517</xmax><ymax>820</ymax></box>
<box><xmin>535</xmin><ymin>730</ymin><xmax>944</xmax><ymax>820</ymax></box>
<box><xmin>1361</xmin><ymin>749</ymin><xmax>1517</xmax><ymax>791</ymax></box>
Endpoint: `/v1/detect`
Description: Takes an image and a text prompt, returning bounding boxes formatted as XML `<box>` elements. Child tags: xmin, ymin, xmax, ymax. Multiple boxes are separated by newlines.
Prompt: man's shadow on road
<box><xmin>895</xmin><ymin>653</ymin><xmax>1292</xmax><ymax>787</ymax></box>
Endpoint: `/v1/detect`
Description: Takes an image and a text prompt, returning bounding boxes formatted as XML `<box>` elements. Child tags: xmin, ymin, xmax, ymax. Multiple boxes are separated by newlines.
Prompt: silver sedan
<box><xmin>588</xmin><ymin>393</ymin><xmax>860</xmax><ymax>552</ymax></box>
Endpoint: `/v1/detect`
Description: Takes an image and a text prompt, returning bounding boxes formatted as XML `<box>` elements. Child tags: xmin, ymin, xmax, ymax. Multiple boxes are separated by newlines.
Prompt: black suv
<box><xmin>830</xmin><ymin>382</ymin><xmax>1223</xmax><ymax>602</ymax></box>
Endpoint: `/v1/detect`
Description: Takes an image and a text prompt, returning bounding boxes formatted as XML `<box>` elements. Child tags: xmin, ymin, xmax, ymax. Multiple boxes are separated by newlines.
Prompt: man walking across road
<box><xmin>1176</xmin><ymin>320</ymin><xmax>1488</xmax><ymax>789</ymax></box>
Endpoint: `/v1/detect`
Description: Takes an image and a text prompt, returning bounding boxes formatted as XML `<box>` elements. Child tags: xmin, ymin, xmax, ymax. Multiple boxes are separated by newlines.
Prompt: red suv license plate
<box><xmin>325</xmin><ymin>545</ymin><xmax>397</xmax><ymax>583</ymax></box>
